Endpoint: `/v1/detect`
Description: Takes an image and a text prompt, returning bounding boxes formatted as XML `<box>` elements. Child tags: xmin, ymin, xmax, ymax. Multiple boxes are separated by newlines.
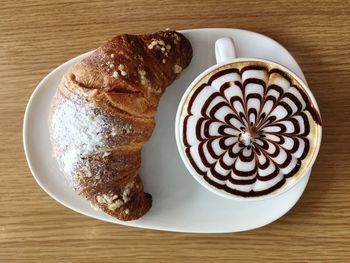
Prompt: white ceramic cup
<box><xmin>175</xmin><ymin>37</ymin><xmax>322</xmax><ymax>201</ymax></box>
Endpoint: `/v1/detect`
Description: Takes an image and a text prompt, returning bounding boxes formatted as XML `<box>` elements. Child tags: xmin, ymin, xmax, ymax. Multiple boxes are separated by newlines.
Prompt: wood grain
<box><xmin>1</xmin><ymin>0</ymin><xmax>349</xmax><ymax>262</ymax></box>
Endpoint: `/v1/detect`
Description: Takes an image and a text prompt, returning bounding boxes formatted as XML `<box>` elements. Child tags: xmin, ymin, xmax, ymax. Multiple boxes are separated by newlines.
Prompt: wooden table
<box><xmin>1</xmin><ymin>0</ymin><xmax>349</xmax><ymax>262</ymax></box>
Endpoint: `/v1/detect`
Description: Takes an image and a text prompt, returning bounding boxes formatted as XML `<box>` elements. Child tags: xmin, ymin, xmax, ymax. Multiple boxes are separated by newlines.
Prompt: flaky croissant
<box><xmin>49</xmin><ymin>31</ymin><xmax>192</xmax><ymax>220</ymax></box>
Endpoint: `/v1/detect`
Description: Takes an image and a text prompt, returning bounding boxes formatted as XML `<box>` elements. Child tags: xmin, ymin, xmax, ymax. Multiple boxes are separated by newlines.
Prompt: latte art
<box><xmin>181</xmin><ymin>62</ymin><xmax>321</xmax><ymax>197</ymax></box>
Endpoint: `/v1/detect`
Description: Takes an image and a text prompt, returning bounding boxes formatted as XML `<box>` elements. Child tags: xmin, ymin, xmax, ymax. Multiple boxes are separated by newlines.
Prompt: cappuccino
<box><xmin>180</xmin><ymin>61</ymin><xmax>321</xmax><ymax>198</ymax></box>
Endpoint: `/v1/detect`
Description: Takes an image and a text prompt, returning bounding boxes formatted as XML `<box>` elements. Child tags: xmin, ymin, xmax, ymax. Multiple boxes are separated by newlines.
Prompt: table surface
<box><xmin>1</xmin><ymin>0</ymin><xmax>349</xmax><ymax>262</ymax></box>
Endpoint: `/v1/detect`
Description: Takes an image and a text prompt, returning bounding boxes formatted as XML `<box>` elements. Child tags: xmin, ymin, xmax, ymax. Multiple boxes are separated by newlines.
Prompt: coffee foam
<box><xmin>181</xmin><ymin>61</ymin><xmax>321</xmax><ymax>197</ymax></box>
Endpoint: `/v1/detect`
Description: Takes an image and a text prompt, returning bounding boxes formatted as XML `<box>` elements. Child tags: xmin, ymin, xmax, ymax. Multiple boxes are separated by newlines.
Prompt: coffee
<box><xmin>180</xmin><ymin>61</ymin><xmax>321</xmax><ymax>197</ymax></box>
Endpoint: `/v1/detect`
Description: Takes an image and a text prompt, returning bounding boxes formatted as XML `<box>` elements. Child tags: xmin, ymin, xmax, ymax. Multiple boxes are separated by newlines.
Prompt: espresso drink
<box><xmin>181</xmin><ymin>61</ymin><xmax>322</xmax><ymax>197</ymax></box>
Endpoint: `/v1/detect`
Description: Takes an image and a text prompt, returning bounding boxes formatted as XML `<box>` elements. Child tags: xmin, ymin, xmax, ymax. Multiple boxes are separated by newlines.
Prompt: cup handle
<box><xmin>215</xmin><ymin>37</ymin><xmax>237</xmax><ymax>64</ymax></box>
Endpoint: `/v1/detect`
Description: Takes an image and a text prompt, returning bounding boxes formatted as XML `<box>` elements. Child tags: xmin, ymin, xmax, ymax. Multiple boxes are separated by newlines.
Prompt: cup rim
<box><xmin>175</xmin><ymin>57</ymin><xmax>322</xmax><ymax>201</ymax></box>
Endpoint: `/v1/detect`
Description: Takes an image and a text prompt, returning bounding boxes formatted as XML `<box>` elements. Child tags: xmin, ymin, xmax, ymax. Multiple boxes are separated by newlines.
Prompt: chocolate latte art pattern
<box><xmin>182</xmin><ymin>62</ymin><xmax>321</xmax><ymax>197</ymax></box>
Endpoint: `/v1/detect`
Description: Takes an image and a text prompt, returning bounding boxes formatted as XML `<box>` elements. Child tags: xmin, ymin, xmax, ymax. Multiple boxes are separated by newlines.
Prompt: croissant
<box><xmin>49</xmin><ymin>31</ymin><xmax>192</xmax><ymax>221</ymax></box>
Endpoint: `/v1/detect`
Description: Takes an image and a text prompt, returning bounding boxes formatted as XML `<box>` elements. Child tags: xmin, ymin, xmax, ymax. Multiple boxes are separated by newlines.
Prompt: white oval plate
<box><xmin>24</xmin><ymin>28</ymin><xmax>310</xmax><ymax>233</ymax></box>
